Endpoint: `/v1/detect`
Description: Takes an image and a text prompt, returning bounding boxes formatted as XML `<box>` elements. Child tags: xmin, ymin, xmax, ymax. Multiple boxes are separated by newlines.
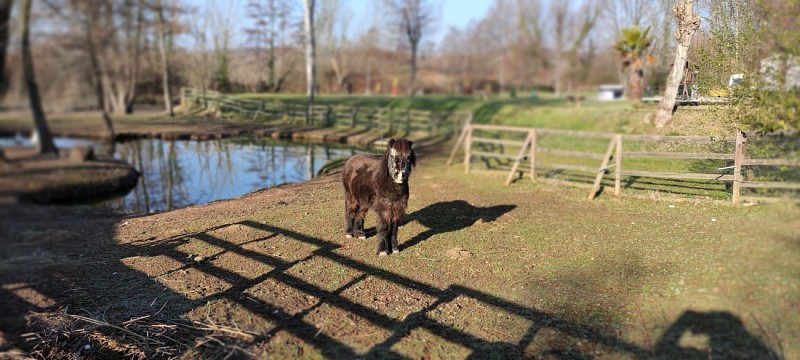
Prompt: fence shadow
<box><xmin>0</xmin><ymin>206</ymin><xmax>784</xmax><ymax>358</ymax></box>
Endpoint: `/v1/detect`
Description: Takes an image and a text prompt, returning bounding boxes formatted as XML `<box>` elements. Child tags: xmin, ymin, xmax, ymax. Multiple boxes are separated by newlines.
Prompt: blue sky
<box><xmin>351</xmin><ymin>0</ymin><xmax>495</xmax><ymax>39</ymax></box>
<box><xmin>186</xmin><ymin>0</ymin><xmax>495</xmax><ymax>47</ymax></box>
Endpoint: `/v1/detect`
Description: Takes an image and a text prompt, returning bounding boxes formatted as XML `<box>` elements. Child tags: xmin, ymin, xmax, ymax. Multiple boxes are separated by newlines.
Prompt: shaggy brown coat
<box><xmin>343</xmin><ymin>139</ymin><xmax>415</xmax><ymax>255</ymax></box>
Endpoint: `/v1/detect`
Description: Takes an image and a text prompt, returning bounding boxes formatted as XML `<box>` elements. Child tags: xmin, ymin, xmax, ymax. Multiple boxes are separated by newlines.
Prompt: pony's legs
<box><xmin>390</xmin><ymin>220</ymin><xmax>400</xmax><ymax>253</ymax></box>
<box><xmin>352</xmin><ymin>206</ymin><xmax>368</xmax><ymax>239</ymax></box>
<box><xmin>344</xmin><ymin>192</ymin><xmax>357</xmax><ymax>238</ymax></box>
<box><xmin>376</xmin><ymin>216</ymin><xmax>392</xmax><ymax>255</ymax></box>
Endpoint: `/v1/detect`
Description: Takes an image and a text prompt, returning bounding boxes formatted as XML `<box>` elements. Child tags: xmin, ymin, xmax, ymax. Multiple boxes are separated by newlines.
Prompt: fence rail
<box><xmin>448</xmin><ymin>123</ymin><xmax>799</xmax><ymax>204</ymax></box>
<box><xmin>180</xmin><ymin>88</ymin><xmax>471</xmax><ymax>139</ymax></box>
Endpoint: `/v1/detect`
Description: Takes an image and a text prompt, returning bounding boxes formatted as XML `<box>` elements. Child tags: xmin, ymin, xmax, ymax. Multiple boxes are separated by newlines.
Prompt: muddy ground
<box><xmin>0</xmin><ymin>150</ymin><xmax>798</xmax><ymax>359</ymax></box>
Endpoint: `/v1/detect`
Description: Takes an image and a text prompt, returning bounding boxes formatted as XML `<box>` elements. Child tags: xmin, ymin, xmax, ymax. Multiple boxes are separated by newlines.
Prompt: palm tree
<box><xmin>615</xmin><ymin>26</ymin><xmax>652</xmax><ymax>101</ymax></box>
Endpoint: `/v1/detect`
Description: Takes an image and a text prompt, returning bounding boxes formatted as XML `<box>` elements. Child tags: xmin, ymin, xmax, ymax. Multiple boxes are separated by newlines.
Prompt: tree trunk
<box><xmin>20</xmin><ymin>0</ymin><xmax>57</xmax><ymax>155</ymax></box>
<box><xmin>85</xmin><ymin>5</ymin><xmax>115</xmax><ymax>141</ymax></box>
<box><xmin>365</xmin><ymin>57</ymin><xmax>372</xmax><ymax>95</ymax></box>
<box><xmin>655</xmin><ymin>0</ymin><xmax>700</xmax><ymax>128</ymax></box>
<box><xmin>627</xmin><ymin>64</ymin><xmax>644</xmax><ymax>100</ymax></box>
<box><xmin>0</xmin><ymin>0</ymin><xmax>13</xmax><ymax>98</ymax></box>
<box><xmin>408</xmin><ymin>42</ymin><xmax>417</xmax><ymax>96</ymax></box>
<box><xmin>303</xmin><ymin>0</ymin><xmax>316</xmax><ymax>125</ymax></box>
<box><xmin>122</xmin><ymin>0</ymin><xmax>144</xmax><ymax>115</ymax></box>
<box><xmin>155</xmin><ymin>0</ymin><xmax>173</xmax><ymax>116</ymax></box>
<box><xmin>268</xmin><ymin>37</ymin><xmax>276</xmax><ymax>91</ymax></box>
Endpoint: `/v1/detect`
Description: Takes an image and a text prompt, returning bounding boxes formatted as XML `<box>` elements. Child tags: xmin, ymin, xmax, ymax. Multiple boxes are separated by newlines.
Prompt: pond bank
<box><xmin>0</xmin><ymin>147</ymin><xmax>139</xmax><ymax>204</ymax></box>
<box><xmin>0</xmin><ymin>109</ymin><xmax>395</xmax><ymax>146</ymax></box>
<box><xmin>0</xmin><ymin>111</ymin><xmax>364</xmax><ymax>206</ymax></box>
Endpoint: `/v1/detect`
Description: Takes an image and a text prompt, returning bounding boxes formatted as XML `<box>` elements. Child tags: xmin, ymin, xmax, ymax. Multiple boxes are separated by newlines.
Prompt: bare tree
<box><xmin>188</xmin><ymin>0</ymin><xmax>213</xmax><ymax>106</ymax></box>
<box><xmin>317</xmin><ymin>0</ymin><xmax>347</xmax><ymax>91</ymax></box>
<box><xmin>552</xmin><ymin>0</ymin><xmax>598</xmax><ymax>97</ymax></box>
<box><xmin>484</xmin><ymin>0</ymin><xmax>517</xmax><ymax>91</ymax></box>
<box><xmin>210</xmin><ymin>0</ymin><xmax>237</xmax><ymax>91</ymax></box>
<box><xmin>303</xmin><ymin>0</ymin><xmax>316</xmax><ymax>124</ymax></box>
<box><xmin>82</xmin><ymin>1</ymin><xmax>115</xmax><ymax>140</ymax></box>
<box><xmin>245</xmin><ymin>0</ymin><xmax>299</xmax><ymax>93</ymax></box>
<box><xmin>604</xmin><ymin>0</ymin><xmax>649</xmax><ymax>35</ymax></box>
<box><xmin>386</xmin><ymin>0</ymin><xmax>435</xmax><ymax>96</ymax></box>
<box><xmin>655</xmin><ymin>0</ymin><xmax>700</xmax><ymax>128</ymax></box>
<box><xmin>20</xmin><ymin>0</ymin><xmax>57</xmax><ymax>154</ymax></box>
<box><xmin>0</xmin><ymin>0</ymin><xmax>12</xmax><ymax>98</ymax></box>
<box><xmin>517</xmin><ymin>0</ymin><xmax>545</xmax><ymax>87</ymax></box>
<box><xmin>79</xmin><ymin>0</ymin><xmax>146</xmax><ymax>115</ymax></box>
<box><xmin>155</xmin><ymin>0</ymin><xmax>173</xmax><ymax>116</ymax></box>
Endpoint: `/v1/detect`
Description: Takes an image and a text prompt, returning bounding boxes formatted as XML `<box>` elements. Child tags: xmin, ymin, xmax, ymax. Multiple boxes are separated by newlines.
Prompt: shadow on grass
<box><xmin>402</xmin><ymin>200</ymin><xmax>516</xmax><ymax>251</ymax></box>
<box><xmin>0</xmin><ymin>205</ymin><xmax>782</xmax><ymax>359</ymax></box>
<box><xmin>655</xmin><ymin>310</ymin><xmax>780</xmax><ymax>360</ymax></box>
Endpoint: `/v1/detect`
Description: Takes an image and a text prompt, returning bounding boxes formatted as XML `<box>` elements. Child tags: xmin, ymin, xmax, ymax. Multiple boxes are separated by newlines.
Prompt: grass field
<box><xmin>1</xmin><ymin>149</ymin><xmax>797</xmax><ymax>358</ymax></box>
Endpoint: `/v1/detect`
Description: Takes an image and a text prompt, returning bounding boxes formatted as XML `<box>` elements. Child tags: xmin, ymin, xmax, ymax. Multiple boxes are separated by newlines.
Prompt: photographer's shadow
<box><xmin>400</xmin><ymin>200</ymin><xmax>516</xmax><ymax>251</ymax></box>
<box><xmin>655</xmin><ymin>310</ymin><xmax>779</xmax><ymax>359</ymax></box>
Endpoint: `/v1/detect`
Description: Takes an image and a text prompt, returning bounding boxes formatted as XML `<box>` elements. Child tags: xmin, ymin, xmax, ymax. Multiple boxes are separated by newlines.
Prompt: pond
<box><xmin>1</xmin><ymin>134</ymin><xmax>373</xmax><ymax>213</ymax></box>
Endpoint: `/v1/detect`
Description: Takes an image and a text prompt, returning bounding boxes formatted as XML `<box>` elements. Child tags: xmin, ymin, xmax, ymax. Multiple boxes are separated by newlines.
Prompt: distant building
<box><xmin>597</xmin><ymin>84</ymin><xmax>624</xmax><ymax>101</ymax></box>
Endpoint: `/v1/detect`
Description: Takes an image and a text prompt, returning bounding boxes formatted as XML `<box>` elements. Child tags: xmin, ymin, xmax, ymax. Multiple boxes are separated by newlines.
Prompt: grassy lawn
<box><xmin>1</xmin><ymin>150</ymin><xmax>797</xmax><ymax>358</ymax></box>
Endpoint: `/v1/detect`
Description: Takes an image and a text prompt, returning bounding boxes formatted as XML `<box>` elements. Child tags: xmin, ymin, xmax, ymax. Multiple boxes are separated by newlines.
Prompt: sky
<box><xmin>349</xmin><ymin>0</ymin><xmax>495</xmax><ymax>42</ymax></box>
<box><xmin>185</xmin><ymin>0</ymin><xmax>496</xmax><ymax>47</ymax></box>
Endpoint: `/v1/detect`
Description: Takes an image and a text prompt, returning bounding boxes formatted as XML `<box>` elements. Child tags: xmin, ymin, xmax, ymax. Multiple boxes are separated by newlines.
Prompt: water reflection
<box><xmin>101</xmin><ymin>137</ymin><xmax>371</xmax><ymax>214</ymax></box>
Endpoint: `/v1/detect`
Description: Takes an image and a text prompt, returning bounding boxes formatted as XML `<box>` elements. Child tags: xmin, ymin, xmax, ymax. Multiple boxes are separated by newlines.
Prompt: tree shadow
<box><xmin>400</xmin><ymin>200</ymin><xmax>516</xmax><ymax>251</ymax></box>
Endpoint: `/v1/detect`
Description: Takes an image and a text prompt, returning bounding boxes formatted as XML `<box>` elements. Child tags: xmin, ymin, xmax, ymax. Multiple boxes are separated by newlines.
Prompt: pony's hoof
<box><xmin>378</xmin><ymin>251</ymin><xmax>388</xmax><ymax>256</ymax></box>
<box><xmin>357</xmin><ymin>236</ymin><xmax>367</xmax><ymax>240</ymax></box>
<box><xmin>345</xmin><ymin>234</ymin><xmax>353</xmax><ymax>239</ymax></box>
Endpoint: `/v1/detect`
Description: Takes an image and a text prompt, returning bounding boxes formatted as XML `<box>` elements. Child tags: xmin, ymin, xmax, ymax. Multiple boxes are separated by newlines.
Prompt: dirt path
<box><xmin>1</xmin><ymin>152</ymin><xmax>797</xmax><ymax>358</ymax></box>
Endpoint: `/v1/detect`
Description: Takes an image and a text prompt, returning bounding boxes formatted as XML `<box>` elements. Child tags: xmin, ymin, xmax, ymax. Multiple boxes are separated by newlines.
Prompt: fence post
<box><xmin>732</xmin><ymin>130</ymin><xmax>746</xmax><ymax>204</ymax></box>
<box><xmin>588</xmin><ymin>137</ymin><xmax>618</xmax><ymax>200</ymax></box>
<box><xmin>530</xmin><ymin>129</ymin><xmax>537</xmax><ymax>181</ymax></box>
<box><xmin>464</xmin><ymin>125</ymin><xmax>473</xmax><ymax>174</ymax></box>
<box><xmin>505</xmin><ymin>131</ymin><xmax>533</xmax><ymax>186</ymax></box>
<box><xmin>180</xmin><ymin>87</ymin><xmax>187</xmax><ymax>108</ymax></box>
<box><xmin>326</xmin><ymin>105</ymin><xmax>333</xmax><ymax>127</ymax></box>
<box><xmin>447</xmin><ymin>121</ymin><xmax>469</xmax><ymax>166</ymax></box>
<box><xmin>379</xmin><ymin>109</ymin><xmax>385</xmax><ymax>140</ymax></box>
<box><xmin>615</xmin><ymin>135</ymin><xmax>622</xmax><ymax>196</ymax></box>
<box><xmin>405</xmin><ymin>109</ymin><xmax>411</xmax><ymax>134</ymax></box>
<box><xmin>428</xmin><ymin>112</ymin><xmax>434</xmax><ymax>137</ymax></box>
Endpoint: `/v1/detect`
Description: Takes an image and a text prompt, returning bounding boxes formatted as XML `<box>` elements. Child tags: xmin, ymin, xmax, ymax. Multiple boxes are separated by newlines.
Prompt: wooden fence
<box><xmin>180</xmin><ymin>88</ymin><xmax>471</xmax><ymax>138</ymax></box>
<box><xmin>448</xmin><ymin>123</ymin><xmax>799</xmax><ymax>204</ymax></box>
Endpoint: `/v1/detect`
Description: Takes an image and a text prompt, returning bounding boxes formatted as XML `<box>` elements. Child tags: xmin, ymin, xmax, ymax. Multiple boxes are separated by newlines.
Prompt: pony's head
<box><xmin>385</xmin><ymin>138</ymin><xmax>415</xmax><ymax>184</ymax></box>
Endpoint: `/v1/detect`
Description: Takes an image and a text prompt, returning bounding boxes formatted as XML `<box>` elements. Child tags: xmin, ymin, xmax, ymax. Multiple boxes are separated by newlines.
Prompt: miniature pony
<box><xmin>342</xmin><ymin>139</ymin><xmax>415</xmax><ymax>255</ymax></box>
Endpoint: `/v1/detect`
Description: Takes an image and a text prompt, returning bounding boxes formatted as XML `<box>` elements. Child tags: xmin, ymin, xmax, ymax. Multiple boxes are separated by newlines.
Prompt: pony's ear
<box><xmin>387</xmin><ymin>138</ymin><xmax>396</xmax><ymax>148</ymax></box>
<box><xmin>409</xmin><ymin>149</ymin><xmax>417</xmax><ymax>168</ymax></box>
<box><xmin>407</xmin><ymin>140</ymin><xmax>413</xmax><ymax>148</ymax></box>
